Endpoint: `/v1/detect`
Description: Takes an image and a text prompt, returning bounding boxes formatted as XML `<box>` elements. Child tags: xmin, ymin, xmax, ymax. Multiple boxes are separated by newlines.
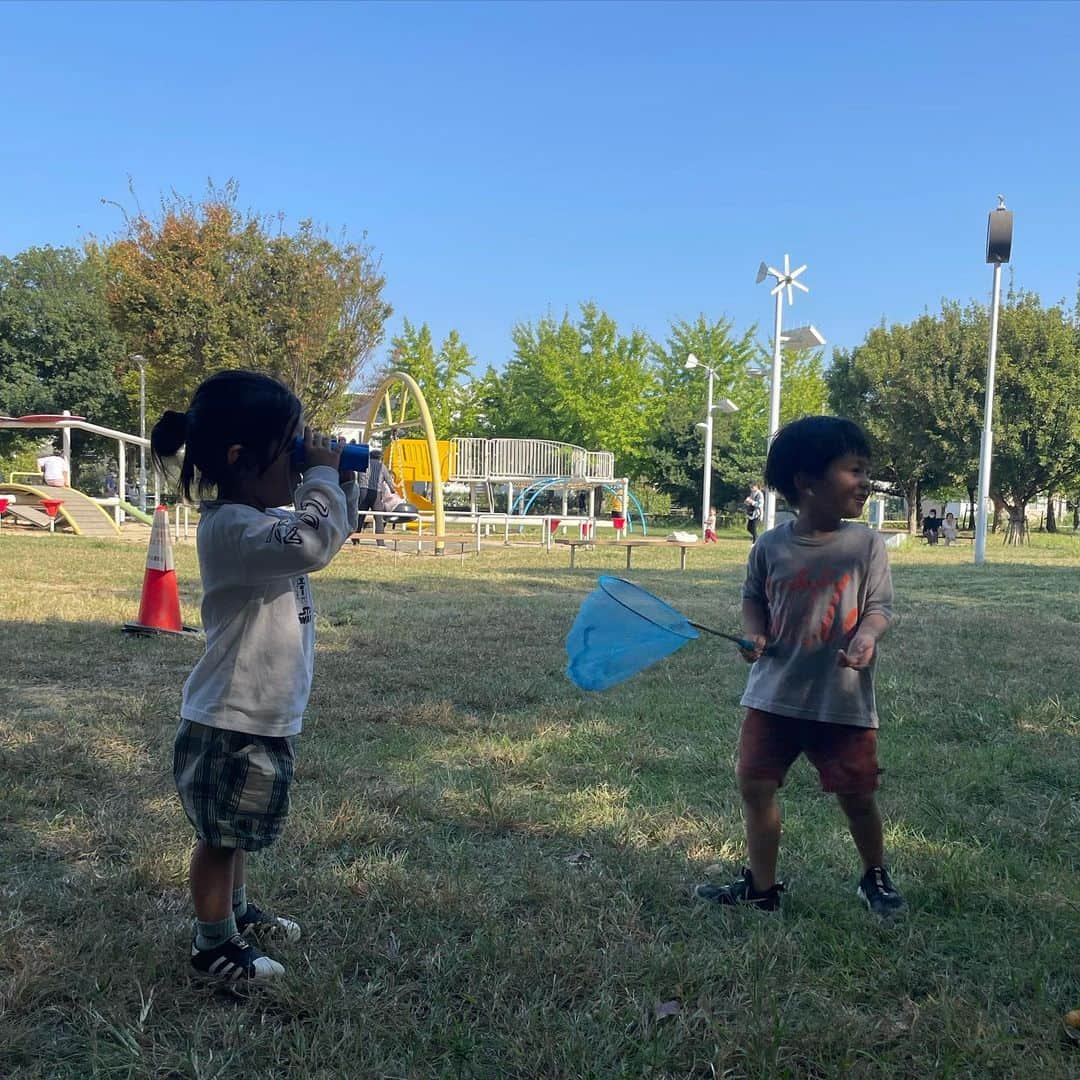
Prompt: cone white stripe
<box><xmin>145</xmin><ymin>507</ymin><xmax>175</xmax><ymax>572</ymax></box>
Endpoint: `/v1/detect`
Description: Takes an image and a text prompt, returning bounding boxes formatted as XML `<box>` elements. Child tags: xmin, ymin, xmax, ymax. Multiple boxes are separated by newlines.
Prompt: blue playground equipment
<box><xmin>512</xmin><ymin>479</ymin><xmax>647</xmax><ymax>535</ymax></box>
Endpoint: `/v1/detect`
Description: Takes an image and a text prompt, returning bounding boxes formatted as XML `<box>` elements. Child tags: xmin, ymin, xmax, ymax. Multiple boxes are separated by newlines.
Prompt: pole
<box><xmin>702</xmin><ymin>366</ymin><xmax>714</xmax><ymax>528</ymax></box>
<box><xmin>974</xmin><ymin>261</ymin><xmax>1004</xmax><ymax>564</ymax></box>
<box><xmin>764</xmin><ymin>288</ymin><xmax>784</xmax><ymax>531</ymax></box>
<box><xmin>61</xmin><ymin>409</ymin><xmax>72</xmax><ymax>473</ymax></box>
<box><xmin>138</xmin><ymin>361</ymin><xmax>147</xmax><ymax>513</ymax></box>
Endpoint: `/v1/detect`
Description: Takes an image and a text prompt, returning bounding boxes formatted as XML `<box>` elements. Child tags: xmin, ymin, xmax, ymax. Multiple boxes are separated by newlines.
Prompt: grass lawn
<box><xmin>1</xmin><ymin>531</ymin><xmax>1078</xmax><ymax>1078</ymax></box>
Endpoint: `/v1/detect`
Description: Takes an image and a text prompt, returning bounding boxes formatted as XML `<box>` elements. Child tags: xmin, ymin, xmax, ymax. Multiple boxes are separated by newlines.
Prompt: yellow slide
<box><xmin>387</xmin><ymin>439</ymin><xmax>455</xmax><ymax>512</ymax></box>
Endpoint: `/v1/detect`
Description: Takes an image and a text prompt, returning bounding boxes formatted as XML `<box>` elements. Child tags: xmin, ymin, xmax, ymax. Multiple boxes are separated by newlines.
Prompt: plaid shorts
<box><xmin>173</xmin><ymin>719</ymin><xmax>297</xmax><ymax>851</ymax></box>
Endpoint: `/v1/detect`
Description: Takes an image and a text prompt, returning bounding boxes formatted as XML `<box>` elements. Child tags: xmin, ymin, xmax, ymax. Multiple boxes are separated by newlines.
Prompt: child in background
<box><xmin>694</xmin><ymin>416</ymin><xmax>904</xmax><ymax>917</ymax></box>
<box><xmin>941</xmin><ymin>512</ymin><xmax>958</xmax><ymax>546</ymax></box>
<box><xmin>151</xmin><ymin>370</ymin><xmax>359</xmax><ymax>980</ymax></box>
<box><xmin>703</xmin><ymin>507</ymin><xmax>718</xmax><ymax>543</ymax></box>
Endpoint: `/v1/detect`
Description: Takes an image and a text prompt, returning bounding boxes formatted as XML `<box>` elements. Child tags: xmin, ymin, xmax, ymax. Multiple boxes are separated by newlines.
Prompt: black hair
<box><xmin>764</xmin><ymin>415</ymin><xmax>871</xmax><ymax>508</ymax></box>
<box><xmin>150</xmin><ymin>370</ymin><xmax>302</xmax><ymax>501</ymax></box>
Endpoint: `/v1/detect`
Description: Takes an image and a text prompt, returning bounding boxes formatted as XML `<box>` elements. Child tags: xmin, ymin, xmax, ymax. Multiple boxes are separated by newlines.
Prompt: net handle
<box><xmin>687</xmin><ymin>621</ymin><xmax>756</xmax><ymax>651</ymax></box>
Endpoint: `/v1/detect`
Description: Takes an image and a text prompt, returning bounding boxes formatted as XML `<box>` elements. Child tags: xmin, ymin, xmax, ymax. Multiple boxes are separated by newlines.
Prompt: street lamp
<box><xmin>756</xmin><ymin>254</ymin><xmax>824</xmax><ymax>530</ymax></box>
<box><xmin>133</xmin><ymin>354</ymin><xmax>147</xmax><ymax>513</ymax></box>
<box><xmin>974</xmin><ymin>196</ymin><xmax>1014</xmax><ymax>565</ymax></box>
<box><xmin>685</xmin><ymin>353</ymin><xmax>739</xmax><ymax>530</ymax></box>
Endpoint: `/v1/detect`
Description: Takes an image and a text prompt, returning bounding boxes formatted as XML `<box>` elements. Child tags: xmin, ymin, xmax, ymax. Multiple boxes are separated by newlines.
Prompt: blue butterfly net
<box><xmin>565</xmin><ymin>576</ymin><xmax>700</xmax><ymax>691</ymax></box>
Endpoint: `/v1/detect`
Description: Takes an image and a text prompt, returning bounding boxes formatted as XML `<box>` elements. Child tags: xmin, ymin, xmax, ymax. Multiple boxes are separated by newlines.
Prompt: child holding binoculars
<box><xmin>152</xmin><ymin>369</ymin><xmax>358</xmax><ymax>981</ymax></box>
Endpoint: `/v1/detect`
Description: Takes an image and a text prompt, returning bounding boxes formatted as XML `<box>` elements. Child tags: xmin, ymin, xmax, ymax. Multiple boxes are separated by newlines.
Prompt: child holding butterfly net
<box><xmin>566</xmin><ymin>416</ymin><xmax>904</xmax><ymax>917</ymax></box>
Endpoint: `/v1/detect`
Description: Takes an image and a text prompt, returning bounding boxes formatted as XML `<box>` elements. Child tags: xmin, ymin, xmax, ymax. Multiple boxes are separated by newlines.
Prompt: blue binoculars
<box><xmin>291</xmin><ymin>437</ymin><xmax>370</xmax><ymax>472</ymax></box>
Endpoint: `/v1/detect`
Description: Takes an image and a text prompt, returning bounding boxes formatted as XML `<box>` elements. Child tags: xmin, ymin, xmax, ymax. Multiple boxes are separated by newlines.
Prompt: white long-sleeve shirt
<box><xmin>180</xmin><ymin>467</ymin><xmax>359</xmax><ymax>737</ymax></box>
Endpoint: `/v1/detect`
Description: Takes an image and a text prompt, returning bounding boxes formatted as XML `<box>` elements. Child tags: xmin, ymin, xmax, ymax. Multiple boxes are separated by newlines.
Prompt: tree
<box><xmin>498</xmin><ymin>302</ymin><xmax>660</xmax><ymax>476</ymax></box>
<box><xmin>99</xmin><ymin>183</ymin><xmax>392</xmax><ymax>426</ymax></box>
<box><xmin>723</xmin><ymin>345</ymin><xmax>830</xmax><ymax>508</ymax></box>
<box><xmin>646</xmin><ymin>315</ymin><xmax>760</xmax><ymax>513</ymax></box>
<box><xmin>989</xmin><ymin>292</ymin><xmax>1080</xmax><ymax>543</ymax></box>
<box><xmin>829</xmin><ymin>307</ymin><xmax>980</xmax><ymax>535</ymax></box>
<box><xmin>385</xmin><ymin>319</ymin><xmax>480</xmax><ymax>435</ymax></box>
<box><xmin>0</xmin><ymin>246</ymin><xmax>130</xmax><ymax>481</ymax></box>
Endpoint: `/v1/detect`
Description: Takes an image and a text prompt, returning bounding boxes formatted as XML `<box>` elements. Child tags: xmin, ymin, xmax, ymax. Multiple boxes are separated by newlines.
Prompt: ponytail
<box><xmin>150</xmin><ymin>371</ymin><xmax>301</xmax><ymax>502</ymax></box>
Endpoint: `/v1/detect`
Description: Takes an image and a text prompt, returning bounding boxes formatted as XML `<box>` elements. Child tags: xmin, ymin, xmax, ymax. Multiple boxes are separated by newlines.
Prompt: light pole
<box><xmin>756</xmin><ymin>255</ymin><xmax>825</xmax><ymax>530</ymax></box>
<box><xmin>975</xmin><ymin>196</ymin><xmax>1014</xmax><ymax>565</ymax></box>
<box><xmin>685</xmin><ymin>353</ymin><xmax>738</xmax><ymax>529</ymax></box>
<box><xmin>133</xmin><ymin>354</ymin><xmax>147</xmax><ymax>513</ymax></box>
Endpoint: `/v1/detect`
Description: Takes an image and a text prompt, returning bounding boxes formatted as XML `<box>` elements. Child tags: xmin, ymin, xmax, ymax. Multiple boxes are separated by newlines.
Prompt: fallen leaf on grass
<box><xmin>564</xmin><ymin>851</ymin><xmax>592</xmax><ymax>866</ymax></box>
<box><xmin>654</xmin><ymin>1000</ymin><xmax>681</xmax><ymax>1020</ymax></box>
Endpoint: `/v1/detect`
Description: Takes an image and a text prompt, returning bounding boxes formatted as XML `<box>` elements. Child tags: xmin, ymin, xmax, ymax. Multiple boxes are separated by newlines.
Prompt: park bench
<box><xmin>554</xmin><ymin>536</ymin><xmax>698</xmax><ymax>570</ymax></box>
<box><xmin>348</xmin><ymin>532</ymin><xmax>477</xmax><ymax>561</ymax></box>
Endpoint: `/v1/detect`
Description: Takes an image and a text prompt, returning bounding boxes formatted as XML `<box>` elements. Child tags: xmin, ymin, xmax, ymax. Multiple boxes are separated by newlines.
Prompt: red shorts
<box><xmin>737</xmin><ymin>708</ymin><xmax>880</xmax><ymax>795</ymax></box>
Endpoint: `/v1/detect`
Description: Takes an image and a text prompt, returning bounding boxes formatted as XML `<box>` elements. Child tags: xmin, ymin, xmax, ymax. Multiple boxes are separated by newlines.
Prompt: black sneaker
<box><xmin>236</xmin><ymin>902</ymin><xmax>301</xmax><ymax>944</ymax></box>
<box><xmin>857</xmin><ymin>865</ymin><xmax>905</xmax><ymax>917</ymax></box>
<box><xmin>190</xmin><ymin>933</ymin><xmax>285</xmax><ymax>980</ymax></box>
<box><xmin>692</xmin><ymin>867</ymin><xmax>785</xmax><ymax>911</ymax></box>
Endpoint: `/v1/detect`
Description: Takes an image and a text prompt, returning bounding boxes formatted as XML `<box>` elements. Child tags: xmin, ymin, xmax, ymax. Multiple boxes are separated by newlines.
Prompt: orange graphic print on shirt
<box><xmin>765</xmin><ymin>565</ymin><xmax>858</xmax><ymax>651</ymax></box>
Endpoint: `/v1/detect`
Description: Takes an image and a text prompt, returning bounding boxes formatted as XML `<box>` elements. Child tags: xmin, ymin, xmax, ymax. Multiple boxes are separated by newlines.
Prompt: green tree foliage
<box><xmin>829</xmin><ymin>296</ymin><xmax>1080</xmax><ymax>539</ymax></box>
<box><xmin>386</xmin><ymin>319</ymin><xmax>480</xmax><ymax>436</ymax></box>
<box><xmin>991</xmin><ymin>292</ymin><xmax>1080</xmax><ymax>538</ymax></box>
<box><xmin>497</xmin><ymin>303</ymin><xmax>660</xmax><ymax>476</ymax></box>
<box><xmin>99</xmin><ymin>183</ymin><xmax>392</xmax><ymax>426</ymax></box>
<box><xmin>0</xmin><ymin>246</ymin><xmax>130</xmax><ymax>480</ymax></box>
<box><xmin>647</xmin><ymin>315</ymin><xmax>760</xmax><ymax>513</ymax></box>
<box><xmin>647</xmin><ymin>315</ymin><xmax>828</xmax><ymax>517</ymax></box>
<box><xmin>829</xmin><ymin>307</ymin><xmax>981</xmax><ymax>534</ymax></box>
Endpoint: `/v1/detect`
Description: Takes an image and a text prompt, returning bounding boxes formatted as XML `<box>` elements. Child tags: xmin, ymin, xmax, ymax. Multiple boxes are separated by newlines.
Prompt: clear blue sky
<box><xmin>3</xmin><ymin>0</ymin><xmax>1079</xmax><ymax>374</ymax></box>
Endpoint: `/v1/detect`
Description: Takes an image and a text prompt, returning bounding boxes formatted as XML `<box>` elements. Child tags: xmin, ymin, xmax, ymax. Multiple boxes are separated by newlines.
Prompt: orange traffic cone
<box><xmin>122</xmin><ymin>506</ymin><xmax>199</xmax><ymax>636</ymax></box>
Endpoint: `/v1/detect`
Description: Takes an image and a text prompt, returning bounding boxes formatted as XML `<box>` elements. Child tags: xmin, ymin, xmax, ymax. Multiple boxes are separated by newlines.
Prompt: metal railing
<box><xmin>448</xmin><ymin>438</ymin><xmax>614</xmax><ymax>483</ymax></box>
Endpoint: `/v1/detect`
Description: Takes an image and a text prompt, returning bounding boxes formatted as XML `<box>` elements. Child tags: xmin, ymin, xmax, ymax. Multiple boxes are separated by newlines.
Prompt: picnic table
<box><xmin>554</xmin><ymin>536</ymin><xmax>698</xmax><ymax>570</ymax></box>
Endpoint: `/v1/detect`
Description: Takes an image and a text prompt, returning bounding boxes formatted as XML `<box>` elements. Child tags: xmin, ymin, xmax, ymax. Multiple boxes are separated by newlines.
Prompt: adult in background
<box><xmin>922</xmin><ymin>508</ymin><xmax>940</xmax><ymax>545</ymax></box>
<box><xmin>379</xmin><ymin>483</ymin><xmax>418</xmax><ymax>530</ymax></box>
<box><xmin>37</xmin><ymin>447</ymin><xmax>69</xmax><ymax>488</ymax></box>
<box><xmin>744</xmin><ymin>483</ymin><xmax>764</xmax><ymax>542</ymax></box>
<box><xmin>356</xmin><ymin>447</ymin><xmax>390</xmax><ymax>547</ymax></box>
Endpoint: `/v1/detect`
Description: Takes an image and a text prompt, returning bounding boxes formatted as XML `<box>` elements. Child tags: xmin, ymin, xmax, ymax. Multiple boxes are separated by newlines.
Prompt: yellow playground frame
<box><xmin>360</xmin><ymin>370</ymin><xmax>447</xmax><ymax>554</ymax></box>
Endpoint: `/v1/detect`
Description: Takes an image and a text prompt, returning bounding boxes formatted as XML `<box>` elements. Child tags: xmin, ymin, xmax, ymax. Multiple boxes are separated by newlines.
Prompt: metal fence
<box><xmin>448</xmin><ymin>438</ymin><xmax>615</xmax><ymax>483</ymax></box>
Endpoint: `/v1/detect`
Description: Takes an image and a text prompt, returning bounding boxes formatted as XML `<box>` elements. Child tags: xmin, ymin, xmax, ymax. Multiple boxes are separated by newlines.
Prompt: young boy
<box><xmin>694</xmin><ymin>416</ymin><xmax>904</xmax><ymax>916</ymax></box>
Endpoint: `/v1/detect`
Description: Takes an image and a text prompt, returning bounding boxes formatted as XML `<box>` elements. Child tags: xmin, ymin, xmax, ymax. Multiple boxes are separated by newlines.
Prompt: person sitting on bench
<box><xmin>37</xmin><ymin>447</ymin><xmax>69</xmax><ymax>488</ymax></box>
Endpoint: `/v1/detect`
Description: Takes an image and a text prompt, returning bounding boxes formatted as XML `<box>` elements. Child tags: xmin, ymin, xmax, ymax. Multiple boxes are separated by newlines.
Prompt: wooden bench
<box><xmin>554</xmin><ymin>537</ymin><xmax>697</xmax><ymax>570</ymax></box>
<box><xmin>348</xmin><ymin>532</ymin><xmax>477</xmax><ymax>561</ymax></box>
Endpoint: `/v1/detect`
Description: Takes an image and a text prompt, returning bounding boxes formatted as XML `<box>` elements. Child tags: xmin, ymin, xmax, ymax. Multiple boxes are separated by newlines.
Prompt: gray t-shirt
<box><xmin>740</xmin><ymin>521</ymin><xmax>893</xmax><ymax>728</ymax></box>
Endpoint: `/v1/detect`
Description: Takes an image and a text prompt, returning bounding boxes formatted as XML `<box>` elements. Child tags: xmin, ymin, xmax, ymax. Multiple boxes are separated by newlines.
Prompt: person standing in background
<box><xmin>745</xmin><ymin>483</ymin><xmax>764</xmax><ymax>541</ymax></box>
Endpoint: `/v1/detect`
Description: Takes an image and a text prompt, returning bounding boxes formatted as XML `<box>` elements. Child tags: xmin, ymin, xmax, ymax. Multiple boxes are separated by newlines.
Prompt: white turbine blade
<box><xmin>783</xmin><ymin>254</ymin><xmax>791</xmax><ymax>274</ymax></box>
<box><xmin>786</xmin><ymin>284</ymin><xmax>794</xmax><ymax>304</ymax></box>
<box><xmin>792</xmin><ymin>279</ymin><xmax>809</xmax><ymax>293</ymax></box>
<box><xmin>770</xmin><ymin>281</ymin><xmax>785</xmax><ymax>297</ymax></box>
<box><xmin>767</xmin><ymin>266</ymin><xmax>782</xmax><ymax>280</ymax></box>
<box><xmin>790</xmin><ymin>264</ymin><xmax>807</xmax><ymax>279</ymax></box>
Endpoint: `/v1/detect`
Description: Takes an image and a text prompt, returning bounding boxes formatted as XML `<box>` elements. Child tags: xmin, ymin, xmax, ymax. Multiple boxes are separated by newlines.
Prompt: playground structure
<box><xmin>0</xmin><ymin>411</ymin><xmax>156</xmax><ymax>536</ymax></box>
<box><xmin>1</xmin><ymin>376</ymin><xmax>637</xmax><ymax>549</ymax></box>
<box><xmin>354</xmin><ymin>372</ymin><xmax>639</xmax><ymax>554</ymax></box>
